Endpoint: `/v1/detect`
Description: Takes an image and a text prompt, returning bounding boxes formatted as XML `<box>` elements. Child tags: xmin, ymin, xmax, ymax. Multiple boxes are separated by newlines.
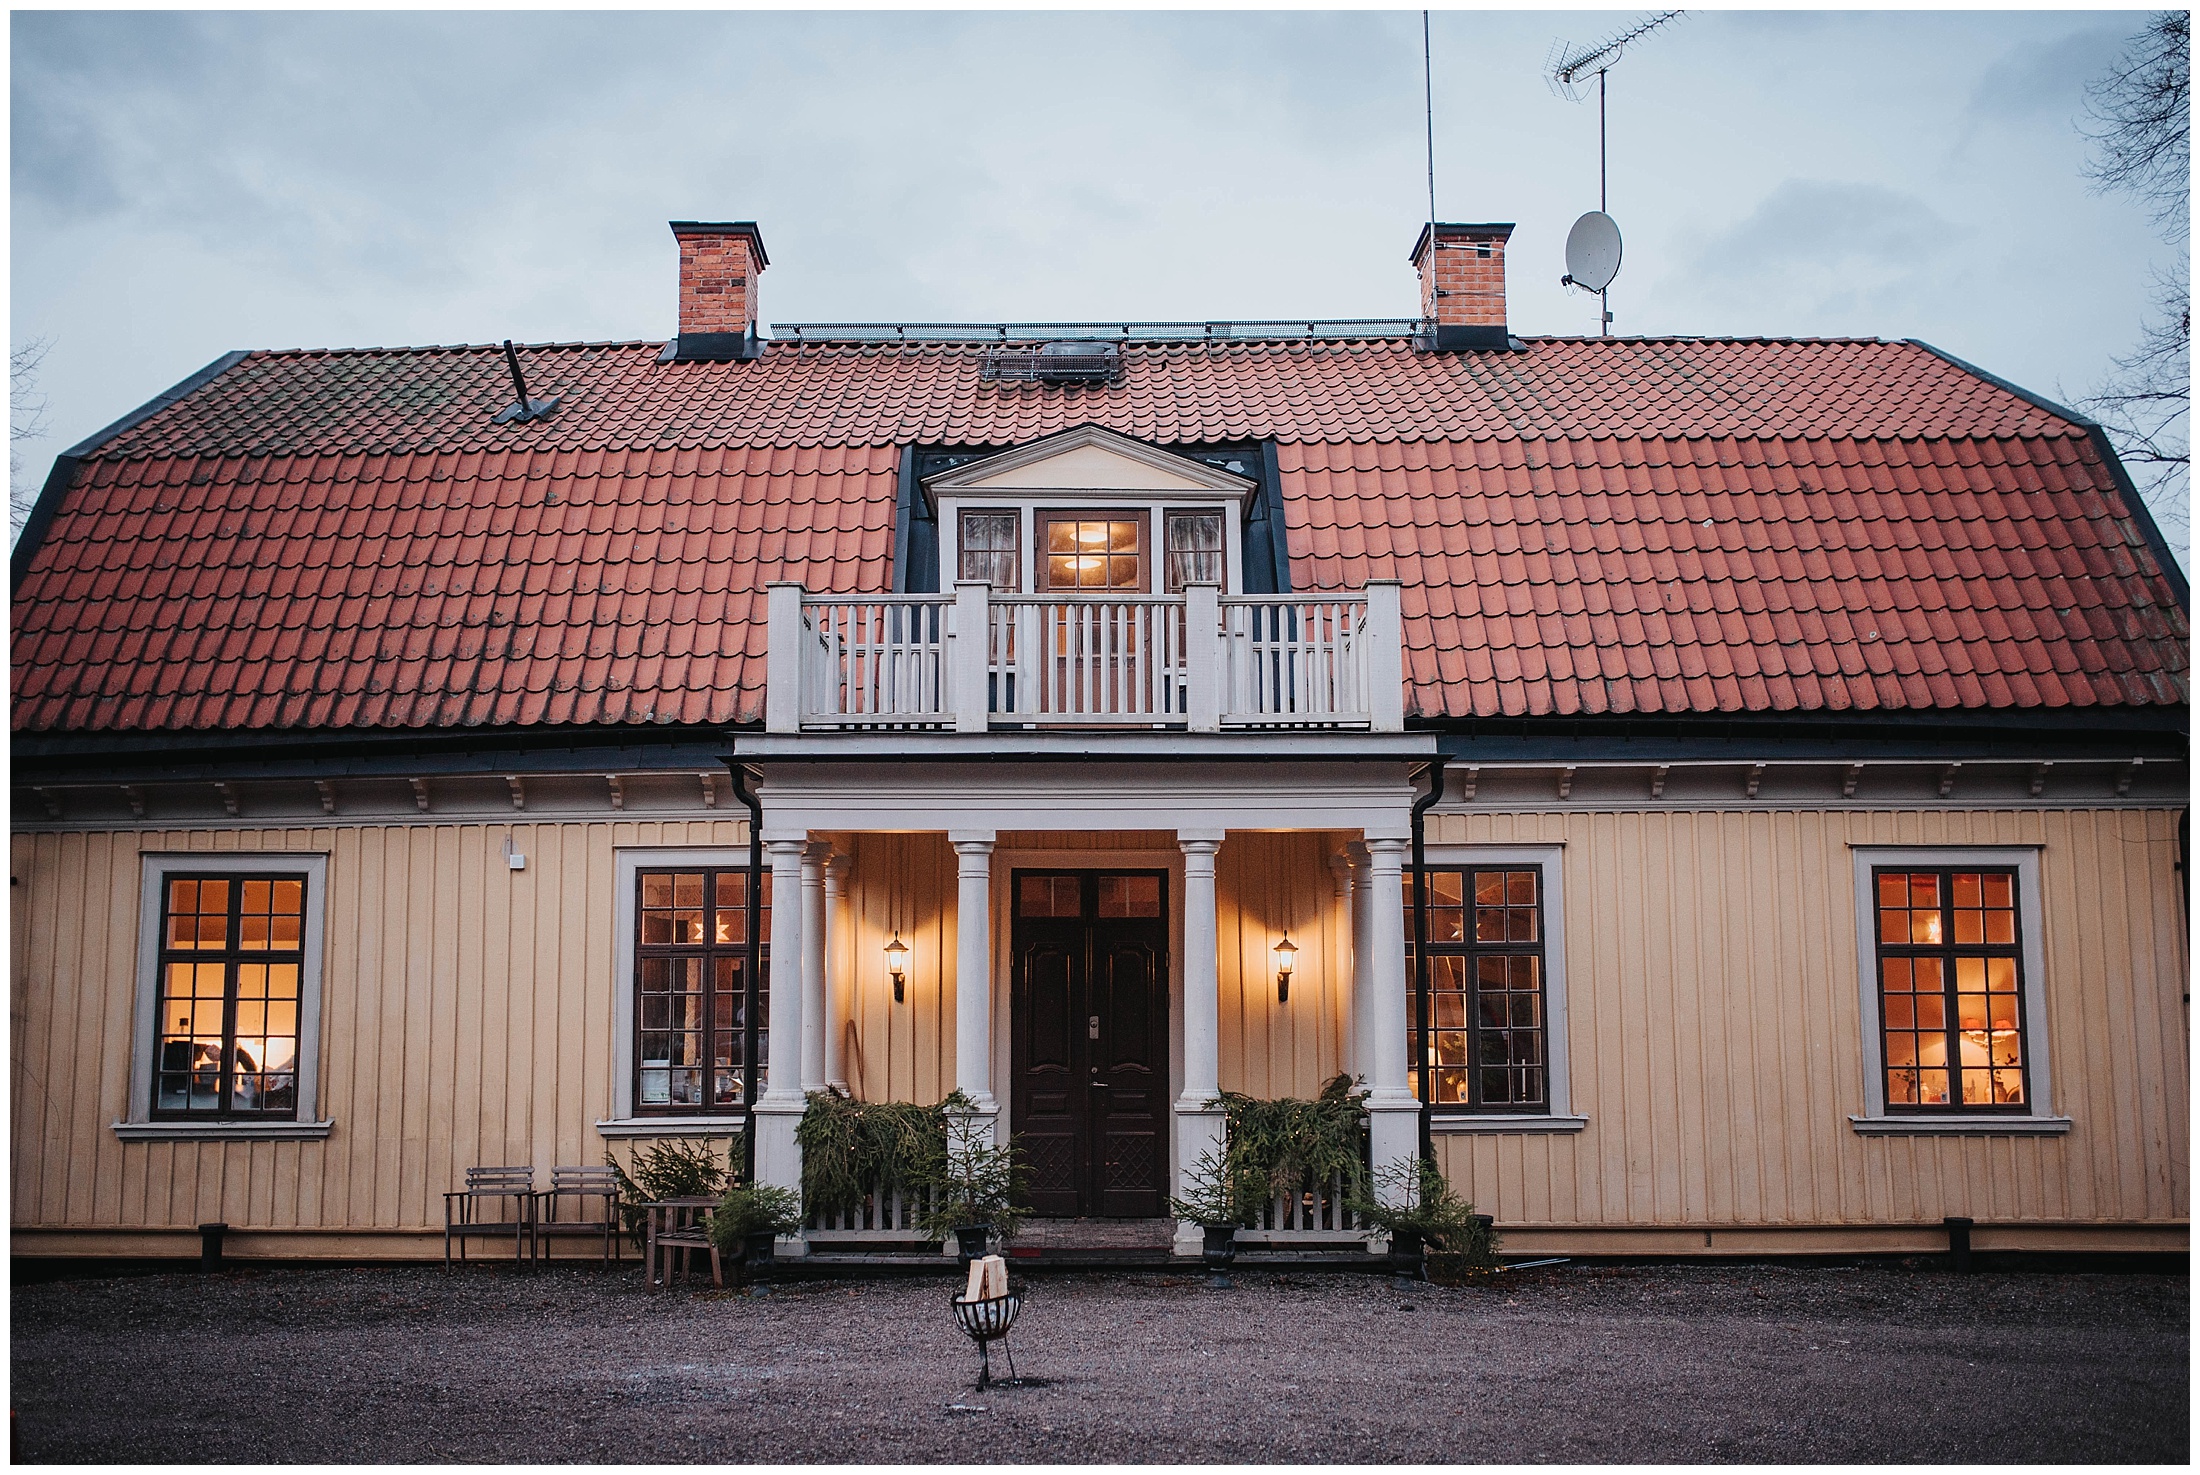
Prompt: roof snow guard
<box><xmin>772</xmin><ymin>319</ymin><xmax>1428</xmax><ymax>344</ymax></box>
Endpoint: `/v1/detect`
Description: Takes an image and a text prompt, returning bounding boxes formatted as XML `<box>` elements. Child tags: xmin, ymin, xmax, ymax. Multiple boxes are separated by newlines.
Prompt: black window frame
<box><xmin>1408</xmin><ymin>864</ymin><xmax>1550</xmax><ymax>1113</ymax></box>
<box><xmin>1871</xmin><ymin>865</ymin><xmax>2031</xmax><ymax>1114</ymax></box>
<box><xmin>152</xmin><ymin>870</ymin><xmax>309</xmax><ymax>1121</ymax></box>
<box><xmin>632</xmin><ymin>867</ymin><xmax>769</xmax><ymax>1116</ymax></box>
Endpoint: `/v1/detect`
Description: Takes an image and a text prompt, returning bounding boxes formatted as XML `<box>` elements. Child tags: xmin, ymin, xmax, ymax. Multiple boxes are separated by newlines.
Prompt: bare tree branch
<box><xmin>2076</xmin><ymin>12</ymin><xmax>2189</xmax><ymax>543</ymax></box>
<box><xmin>12</xmin><ymin>337</ymin><xmax>55</xmax><ymax>538</ymax></box>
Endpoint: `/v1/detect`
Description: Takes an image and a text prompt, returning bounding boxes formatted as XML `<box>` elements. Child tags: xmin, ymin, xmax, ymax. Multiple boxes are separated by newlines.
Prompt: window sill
<box><xmin>1849</xmin><ymin>1114</ymin><xmax>2072</xmax><ymax>1136</ymax></box>
<box><xmin>113</xmin><ymin>1119</ymin><xmax>334</xmax><ymax>1141</ymax></box>
<box><xmin>1429</xmin><ymin>1113</ymin><xmax>1589</xmax><ymax>1134</ymax></box>
<box><xmin>596</xmin><ymin>1115</ymin><xmax>748</xmax><ymax>1139</ymax></box>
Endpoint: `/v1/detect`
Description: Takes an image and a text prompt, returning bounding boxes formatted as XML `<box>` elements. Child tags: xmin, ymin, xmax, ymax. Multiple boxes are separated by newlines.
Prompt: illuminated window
<box><xmin>1405</xmin><ymin>867</ymin><xmax>1548</xmax><ymax>1110</ymax></box>
<box><xmin>1042</xmin><ymin>515</ymin><xmax>1143</xmax><ymax>591</ymax></box>
<box><xmin>634</xmin><ymin>868</ymin><xmax>769</xmax><ymax>1112</ymax></box>
<box><xmin>1873</xmin><ymin>868</ymin><xmax>2028</xmax><ymax>1110</ymax></box>
<box><xmin>958</xmin><ymin>510</ymin><xmax>1020</xmax><ymax>589</ymax></box>
<box><xmin>153</xmin><ymin>873</ymin><xmax>307</xmax><ymax>1117</ymax></box>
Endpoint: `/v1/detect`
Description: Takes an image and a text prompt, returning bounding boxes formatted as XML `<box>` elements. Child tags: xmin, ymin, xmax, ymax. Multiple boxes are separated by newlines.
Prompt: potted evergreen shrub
<box><xmin>710</xmin><ymin>1183</ymin><xmax>803</xmax><ymax>1281</ymax></box>
<box><xmin>1350</xmin><ymin>1156</ymin><xmax>1493</xmax><ymax>1281</ymax></box>
<box><xmin>918</xmin><ymin>1092</ymin><xmax>1025</xmax><ymax>1263</ymax></box>
<box><xmin>1168</xmin><ymin>1146</ymin><xmax>1262</xmax><ymax>1270</ymax></box>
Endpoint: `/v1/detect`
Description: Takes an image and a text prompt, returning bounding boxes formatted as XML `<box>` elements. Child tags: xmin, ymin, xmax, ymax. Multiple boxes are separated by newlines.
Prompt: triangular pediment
<box><xmin>924</xmin><ymin>425</ymin><xmax>1256</xmax><ymax>499</ymax></box>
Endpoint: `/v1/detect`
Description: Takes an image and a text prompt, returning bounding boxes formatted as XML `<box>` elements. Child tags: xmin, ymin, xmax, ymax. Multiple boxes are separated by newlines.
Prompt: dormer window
<box><xmin>958</xmin><ymin>510</ymin><xmax>1020</xmax><ymax>589</ymax></box>
<box><xmin>1043</xmin><ymin>515</ymin><xmax>1144</xmax><ymax>591</ymax></box>
<box><xmin>1163</xmin><ymin>512</ymin><xmax>1224</xmax><ymax>591</ymax></box>
<box><xmin>926</xmin><ymin>426</ymin><xmax>1258</xmax><ymax>597</ymax></box>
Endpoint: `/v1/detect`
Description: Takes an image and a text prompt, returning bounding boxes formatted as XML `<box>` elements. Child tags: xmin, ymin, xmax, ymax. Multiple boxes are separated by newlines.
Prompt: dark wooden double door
<box><xmin>1010</xmin><ymin>871</ymin><xmax>1170</xmax><ymax>1218</ymax></box>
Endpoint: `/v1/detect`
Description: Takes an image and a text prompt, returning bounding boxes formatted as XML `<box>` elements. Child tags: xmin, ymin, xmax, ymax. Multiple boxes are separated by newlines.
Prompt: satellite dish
<box><xmin>1564</xmin><ymin>211</ymin><xmax>1623</xmax><ymax>292</ymax></box>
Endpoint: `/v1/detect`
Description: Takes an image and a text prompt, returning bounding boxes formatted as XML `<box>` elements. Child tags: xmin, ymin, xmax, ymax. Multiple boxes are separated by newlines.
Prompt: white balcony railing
<box><xmin>766</xmin><ymin>581</ymin><xmax>1403</xmax><ymax>734</ymax></box>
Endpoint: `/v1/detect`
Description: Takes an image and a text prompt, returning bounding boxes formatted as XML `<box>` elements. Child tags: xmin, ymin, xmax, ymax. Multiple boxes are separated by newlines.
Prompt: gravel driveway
<box><xmin>11</xmin><ymin>1260</ymin><xmax>2187</xmax><ymax>1463</ymax></box>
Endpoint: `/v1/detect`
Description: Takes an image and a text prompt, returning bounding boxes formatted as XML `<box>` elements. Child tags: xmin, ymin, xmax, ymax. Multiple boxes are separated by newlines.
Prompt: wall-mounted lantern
<box><xmin>1274</xmin><ymin>934</ymin><xmax>1297</xmax><ymax>1004</ymax></box>
<box><xmin>885</xmin><ymin>933</ymin><xmax>909</xmax><ymax>1003</ymax></box>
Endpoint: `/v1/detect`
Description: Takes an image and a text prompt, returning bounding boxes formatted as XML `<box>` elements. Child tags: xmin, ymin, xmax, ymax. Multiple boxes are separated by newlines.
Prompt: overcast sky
<box><xmin>10</xmin><ymin>8</ymin><xmax>2184</xmax><ymax>538</ymax></box>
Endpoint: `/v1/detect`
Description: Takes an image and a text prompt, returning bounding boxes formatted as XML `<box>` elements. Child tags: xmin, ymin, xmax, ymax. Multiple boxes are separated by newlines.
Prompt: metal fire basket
<box><xmin>949</xmin><ymin>1291</ymin><xmax>1021</xmax><ymax>1390</ymax></box>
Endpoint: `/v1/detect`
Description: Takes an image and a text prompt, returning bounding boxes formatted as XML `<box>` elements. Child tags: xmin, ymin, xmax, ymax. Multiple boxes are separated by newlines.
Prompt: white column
<box><xmin>1362</xmin><ymin>835</ymin><xmax>1421</xmax><ymax>1205</ymax></box>
<box><xmin>800</xmin><ymin>840</ymin><xmax>831</xmax><ymax>1093</ymax></box>
<box><xmin>823</xmin><ymin>851</ymin><xmax>850</xmax><ymax>1093</ymax></box>
<box><xmin>951</xmin><ymin>833</ymin><xmax>999</xmax><ymax>1123</ymax></box>
<box><xmin>1331</xmin><ymin>847</ymin><xmax>1361</xmax><ymax>1082</ymax></box>
<box><xmin>1173</xmin><ymin>832</ymin><xmax>1226</xmax><ymax>1255</ymax></box>
<box><xmin>754</xmin><ymin>838</ymin><xmax>810</xmax><ymax>1214</ymax></box>
<box><xmin>1347</xmin><ymin>841</ymin><xmax>1375</xmax><ymax>1088</ymax></box>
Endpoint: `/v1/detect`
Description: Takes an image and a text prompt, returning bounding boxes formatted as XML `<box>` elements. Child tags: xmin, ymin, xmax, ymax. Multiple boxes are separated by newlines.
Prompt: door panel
<box><xmin>1009</xmin><ymin>871</ymin><xmax>1171</xmax><ymax>1218</ymax></box>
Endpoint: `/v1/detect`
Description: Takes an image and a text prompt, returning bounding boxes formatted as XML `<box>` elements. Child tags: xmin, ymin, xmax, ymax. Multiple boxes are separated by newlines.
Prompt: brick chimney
<box><xmin>666</xmin><ymin>221</ymin><xmax>769</xmax><ymax>362</ymax></box>
<box><xmin>1410</xmin><ymin>222</ymin><xmax>1514</xmax><ymax>352</ymax></box>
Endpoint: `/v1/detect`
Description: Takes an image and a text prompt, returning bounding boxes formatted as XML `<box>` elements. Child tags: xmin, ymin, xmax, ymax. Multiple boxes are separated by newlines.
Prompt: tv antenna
<box><xmin>1546</xmin><ymin>10</ymin><xmax>1685</xmax><ymax>335</ymax></box>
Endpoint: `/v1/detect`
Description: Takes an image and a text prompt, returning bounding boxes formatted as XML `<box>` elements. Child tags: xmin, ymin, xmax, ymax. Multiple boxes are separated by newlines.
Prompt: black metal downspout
<box><xmin>728</xmin><ymin>759</ymin><xmax>765</xmax><ymax>1185</ymax></box>
<box><xmin>1410</xmin><ymin>756</ymin><xmax>1448</xmax><ymax>1166</ymax></box>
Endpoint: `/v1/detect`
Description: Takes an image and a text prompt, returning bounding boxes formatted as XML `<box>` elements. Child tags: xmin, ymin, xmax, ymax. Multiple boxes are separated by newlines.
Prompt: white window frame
<box><xmin>1420</xmin><ymin>842</ymin><xmax>1587</xmax><ymax>1134</ymax></box>
<box><xmin>599</xmin><ymin>847</ymin><xmax>754</xmax><ymax>1139</ymax></box>
<box><xmin>937</xmin><ymin>494</ymin><xmax>1245</xmax><ymax>596</ymax></box>
<box><xmin>116</xmin><ymin>852</ymin><xmax>333</xmax><ymax>1140</ymax></box>
<box><xmin>1848</xmin><ymin>845</ymin><xmax>2069</xmax><ymax>1135</ymax></box>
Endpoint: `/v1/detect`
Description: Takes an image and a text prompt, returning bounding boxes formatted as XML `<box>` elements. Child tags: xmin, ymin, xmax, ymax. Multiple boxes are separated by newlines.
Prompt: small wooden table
<box><xmin>642</xmin><ymin>1196</ymin><xmax>724</xmax><ymax>1288</ymax></box>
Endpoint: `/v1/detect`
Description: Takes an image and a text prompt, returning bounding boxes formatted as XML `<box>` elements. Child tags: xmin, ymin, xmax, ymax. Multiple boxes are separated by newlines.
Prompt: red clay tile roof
<box><xmin>11</xmin><ymin>335</ymin><xmax>2186</xmax><ymax>733</ymax></box>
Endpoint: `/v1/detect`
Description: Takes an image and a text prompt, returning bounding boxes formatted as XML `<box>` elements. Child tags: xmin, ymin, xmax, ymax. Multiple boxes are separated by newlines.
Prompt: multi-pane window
<box><xmin>154</xmin><ymin>874</ymin><xmax>305</xmax><ymax>1117</ymax></box>
<box><xmin>1162</xmin><ymin>511</ymin><xmax>1224</xmax><ymax>591</ymax></box>
<box><xmin>959</xmin><ymin>510</ymin><xmax>1020</xmax><ymax>589</ymax></box>
<box><xmin>1405</xmin><ymin>867</ymin><xmax>1547</xmax><ymax>1110</ymax></box>
<box><xmin>1043</xmin><ymin>515</ymin><xmax>1143</xmax><ymax>590</ymax></box>
<box><xmin>1873</xmin><ymin>869</ymin><xmax>2027</xmax><ymax>1110</ymax></box>
<box><xmin>636</xmin><ymin>869</ymin><xmax>770</xmax><ymax>1112</ymax></box>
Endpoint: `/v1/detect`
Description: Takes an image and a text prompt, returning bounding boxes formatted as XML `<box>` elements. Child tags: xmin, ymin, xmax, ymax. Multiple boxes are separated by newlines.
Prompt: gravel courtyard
<box><xmin>11</xmin><ymin>1260</ymin><xmax>2187</xmax><ymax>1463</ymax></box>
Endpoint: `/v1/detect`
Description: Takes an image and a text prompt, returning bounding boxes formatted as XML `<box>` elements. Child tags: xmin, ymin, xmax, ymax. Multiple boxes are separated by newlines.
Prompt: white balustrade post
<box><xmin>952</xmin><ymin>581</ymin><xmax>992</xmax><ymax>733</ymax></box>
<box><xmin>951</xmin><ymin>833</ymin><xmax>1000</xmax><ymax>1127</ymax></box>
<box><xmin>800</xmin><ymin>841</ymin><xmax>832</xmax><ymax>1093</ymax></box>
<box><xmin>1184</xmin><ymin>583</ymin><xmax>1221</xmax><ymax>732</ymax></box>
<box><xmin>824</xmin><ymin>852</ymin><xmax>850</xmax><ymax>1092</ymax></box>
<box><xmin>766</xmin><ymin>583</ymin><xmax>806</xmax><ymax>734</ymax></box>
<box><xmin>1174</xmin><ymin>832</ymin><xmax>1226</xmax><ymax>1254</ymax></box>
<box><xmin>1362</xmin><ymin>835</ymin><xmax>1420</xmax><ymax>1207</ymax></box>
<box><xmin>755</xmin><ymin>837</ymin><xmax>810</xmax><ymax>1232</ymax></box>
<box><xmin>1363</xmin><ymin>580</ymin><xmax>1404</xmax><ymax>732</ymax></box>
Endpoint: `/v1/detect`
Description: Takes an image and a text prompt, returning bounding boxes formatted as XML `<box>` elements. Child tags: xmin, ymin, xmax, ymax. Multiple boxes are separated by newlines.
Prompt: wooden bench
<box><xmin>534</xmin><ymin>1165</ymin><xmax>623</xmax><ymax>1266</ymax></box>
<box><xmin>443</xmin><ymin>1166</ymin><xmax>538</xmax><ymax>1267</ymax></box>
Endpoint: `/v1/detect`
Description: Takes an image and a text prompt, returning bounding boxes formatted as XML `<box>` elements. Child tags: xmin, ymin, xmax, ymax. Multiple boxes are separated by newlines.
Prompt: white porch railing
<box><xmin>1234</xmin><ymin>1169</ymin><xmax>1376</xmax><ymax>1246</ymax></box>
<box><xmin>767</xmin><ymin>580</ymin><xmax>1404</xmax><ymax>734</ymax></box>
<box><xmin>805</xmin><ymin>1177</ymin><xmax>940</xmax><ymax>1244</ymax></box>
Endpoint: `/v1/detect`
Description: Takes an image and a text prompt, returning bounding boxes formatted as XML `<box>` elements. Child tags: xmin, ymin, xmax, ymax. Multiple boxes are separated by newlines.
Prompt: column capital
<box><xmin>1364</xmin><ymin>836</ymin><xmax>1410</xmax><ymax>863</ymax></box>
<box><xmin>949</xmin><ymin>831</ymin><xmax>997</xmax><ymax>854</ymax></box>
<box><xmin>801</xmin><ymin>839</ymin><xmax>835</xmax><ymax>864</ymax></box>
<box><xmin>764</xmin><ymin>836</ymin><xmax>809</xmax><ymax>859</ymax></box>
<box><xmin>1177</xmin><ymin>836</ymin><xmax>1222</xmax><ymax>858</ymax></box>
<box><xmin>825</xmin><ymin>852</ymin><xmax>851</xmax><ymax>883</ymax></box>
<box><xmin>1345</xmin><ymin>839</ymin><xmax>1372</xmax><ymax>863</ymax></box>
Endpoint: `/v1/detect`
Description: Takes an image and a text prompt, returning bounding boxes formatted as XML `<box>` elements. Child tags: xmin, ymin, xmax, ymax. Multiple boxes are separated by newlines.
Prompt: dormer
<box><xmin>923</xmin><ymin>426</ymin><xmax>1260</xmax><ymax>595</ymax></box>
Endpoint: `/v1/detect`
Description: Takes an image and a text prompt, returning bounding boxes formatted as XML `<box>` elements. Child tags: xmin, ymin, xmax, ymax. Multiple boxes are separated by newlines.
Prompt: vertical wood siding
<box><xmin>13</xmin><ymin>806</ymin><xmax>2183</xmax><ymax>1237</ymax></box>
<box><xmin>1428</xmin><ymin>807</ymin><xmax>2188</xmax><ymax>1229</ymax></box>
<box><xmin>11</xmin><ymin>820</ymin><xmax>746</xmax><ymax>1233</ymax></box>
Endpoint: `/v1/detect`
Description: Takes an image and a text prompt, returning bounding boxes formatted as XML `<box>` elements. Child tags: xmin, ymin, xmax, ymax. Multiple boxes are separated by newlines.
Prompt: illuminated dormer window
<box><xmin>926</xmin><ymin>426</ymin><xmax>1256</xmax><ymax>596</ymax></box>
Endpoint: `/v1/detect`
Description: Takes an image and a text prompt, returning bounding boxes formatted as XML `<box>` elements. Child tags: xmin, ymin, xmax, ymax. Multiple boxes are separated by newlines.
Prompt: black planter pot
<box><xmin>1388</xmin><ymin>1227</ymin><xmax>1426</xmax><ymax>1280</ymax></box>
<box><xmin>742</xmin><ymin>1229</ymin><xmax>779</xmax><ymax>1279</ymax></box>
<box><xmin>953</xmin><ymin>1223</ymin><xmax>992</xmax><ymax>1266</ymax></box>
<box><xmin>1200</xmin><ymin>1224</ymin><xmax>1238</xmax><ymax>1269</ymax></box>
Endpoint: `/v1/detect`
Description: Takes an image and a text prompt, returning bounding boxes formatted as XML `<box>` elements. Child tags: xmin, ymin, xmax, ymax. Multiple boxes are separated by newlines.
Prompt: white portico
<box><xmin>736</xmin><ymin>743</ymin><xmax>1433</xmax><ymax>1253</ymax></box>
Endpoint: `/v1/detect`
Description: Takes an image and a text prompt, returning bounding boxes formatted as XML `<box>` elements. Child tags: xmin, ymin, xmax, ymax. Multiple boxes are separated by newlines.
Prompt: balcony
<box><xmin>765</xmin><ymin>581</ymin><xmax>1403</xmax><ymax>734</ymax></box>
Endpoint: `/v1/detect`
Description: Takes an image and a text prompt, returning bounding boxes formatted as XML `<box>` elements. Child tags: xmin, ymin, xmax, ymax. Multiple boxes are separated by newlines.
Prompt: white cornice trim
<box><xmin>924</xmin><ymin>424</ymin><xmax>1257</xmax><ymax>495</ymax></box>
